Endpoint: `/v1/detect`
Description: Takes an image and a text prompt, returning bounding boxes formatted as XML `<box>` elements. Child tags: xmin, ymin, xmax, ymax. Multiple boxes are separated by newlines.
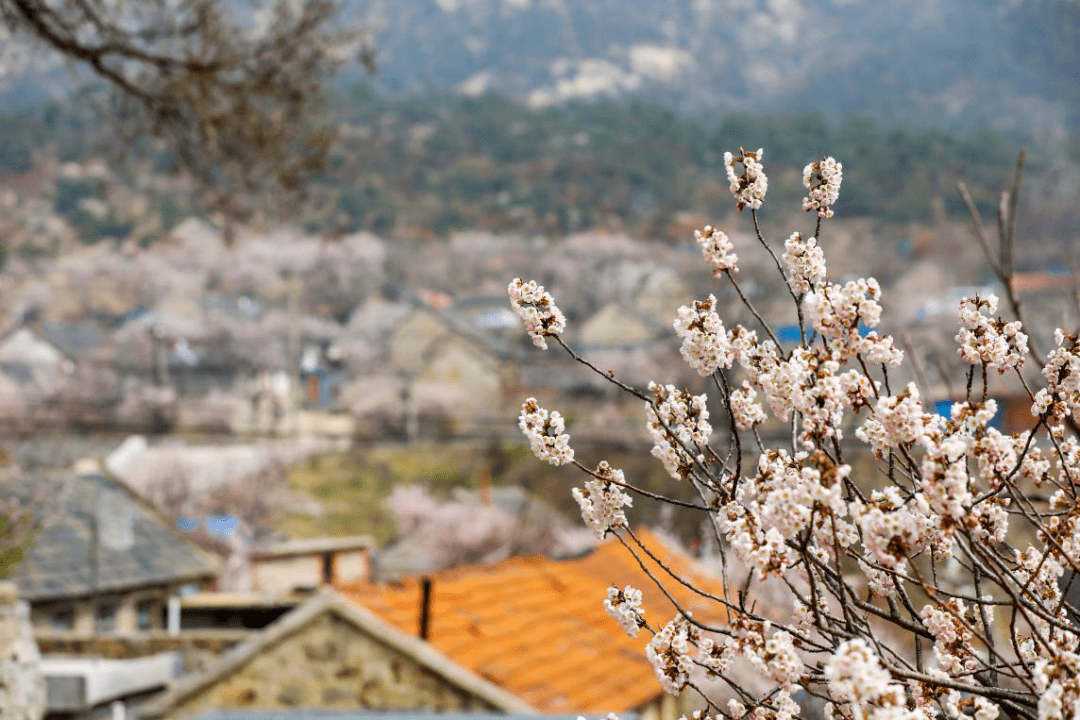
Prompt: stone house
<box><xmin>248</xmin><ymin>536</ymin><xmax>374</xmax><ymax>595</ymax></box>
<box><xmin>0</xmin><ymin>325</ymin><xmax>78</xmax><ymax>422</ymax></box>
<box><xmin>138</xmin><ymin>590</ymin><xmax>536</xmax><ymax>720</ymax></box>
<box><xmin>0</xmin><ymin>325</ymin><xmax>76</xmax><ymax>376</ymax></box>
<box><xmin>7</xmin><ymin>472</ymin><xmax>219</xmax><ymax>634</ymax></box>
<box><xmin>388</xmin><ymin>302</ymin><xmax>522</xmax><ymax>437</ymax></box>
<box><xmin>339</xmin><ymin>528</ymin><xmax>723</xmax><ymax>720</ymax></box>
<box><xmin>576</xmin><ymin>302</ymin><xmax>664</xmax><ymax>349</ymax></box>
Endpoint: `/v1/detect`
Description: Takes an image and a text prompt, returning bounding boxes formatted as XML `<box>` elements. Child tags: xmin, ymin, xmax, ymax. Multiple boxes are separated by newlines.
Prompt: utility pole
<box><xmin>286</xmin><ymin>275</ymin><xmax>302</xmax><ymax>413</ymax></box>
<box><xmin>89</xmin><ymin>481</ymin><xmax>99</xmax><ymax>658</ymax></box>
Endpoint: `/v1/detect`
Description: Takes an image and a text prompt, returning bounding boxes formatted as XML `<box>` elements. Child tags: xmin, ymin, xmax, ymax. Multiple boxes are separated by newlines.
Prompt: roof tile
<box><xmin>338</xmin><ymin>528</ymin><xmax>723</xmax><ymax>714</ymax></box>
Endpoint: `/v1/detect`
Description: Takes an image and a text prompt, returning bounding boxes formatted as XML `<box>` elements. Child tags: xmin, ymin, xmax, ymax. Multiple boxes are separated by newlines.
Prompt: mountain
<box><xmin>347</xmin><ymin>0</ymin><xmax>1079</xmax><ymax>132</ymax></box>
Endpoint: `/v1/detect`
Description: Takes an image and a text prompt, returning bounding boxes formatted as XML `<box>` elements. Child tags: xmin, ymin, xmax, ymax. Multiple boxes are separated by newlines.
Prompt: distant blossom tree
<box><xmin>511</xmin><ymin>149</ymin><xmax>1080</xmax><ymax>720</ymax></box>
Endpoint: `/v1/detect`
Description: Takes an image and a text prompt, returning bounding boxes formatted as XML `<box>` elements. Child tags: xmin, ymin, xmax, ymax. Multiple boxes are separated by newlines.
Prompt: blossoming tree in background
<box><xmin>510</xmin><ymin>147</ymin><xmax>1080</xmax><ymax>720</ymax></box>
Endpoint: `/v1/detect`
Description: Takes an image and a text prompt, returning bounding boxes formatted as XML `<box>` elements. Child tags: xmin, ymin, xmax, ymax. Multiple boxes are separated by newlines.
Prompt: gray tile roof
<box><xmin>9</xmin><ymin>473</ymin><xmax>218</xmax><ymax>601</ymax></box>
<box><xmin>38</xmin><ymin>321</ymin><xmax>106</xmax><ymax>359</ymax></box>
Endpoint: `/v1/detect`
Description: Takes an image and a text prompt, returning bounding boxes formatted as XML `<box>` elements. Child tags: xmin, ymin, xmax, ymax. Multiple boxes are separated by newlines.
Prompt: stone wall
<box><xmin>162</xmin><ymin>611</ymin><xmax>500</xmax><ymax>720</ymax></box>
<box><xmin>0</xmin><ymin>583</ymin><xmax>45</xmax><ymax>720</ymax></box>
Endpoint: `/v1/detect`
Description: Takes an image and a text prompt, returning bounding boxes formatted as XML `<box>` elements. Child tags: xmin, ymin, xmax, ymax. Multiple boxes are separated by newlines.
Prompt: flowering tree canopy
<box><xmin>514</xmin><ymin>151</ymin><xmax>1080</xmax><ymax>720</ymax></box>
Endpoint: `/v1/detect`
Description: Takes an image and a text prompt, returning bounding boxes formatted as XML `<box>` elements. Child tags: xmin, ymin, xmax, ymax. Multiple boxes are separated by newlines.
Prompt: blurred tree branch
<box><xmin>0</xmin><ymin>0</ymin><xmax>374</xmax><ymax>199</ymax></box>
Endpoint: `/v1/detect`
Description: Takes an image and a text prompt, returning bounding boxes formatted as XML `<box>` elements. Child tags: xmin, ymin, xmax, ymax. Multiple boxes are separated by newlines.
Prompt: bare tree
<box><xmin>0</xmin><ymin>0</ymin><xmax>372</xmax><ymax>196</ymax></box>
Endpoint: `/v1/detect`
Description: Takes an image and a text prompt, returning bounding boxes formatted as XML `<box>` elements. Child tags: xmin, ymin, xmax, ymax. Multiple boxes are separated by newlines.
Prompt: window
<box><xmin>136</xmin><ymin>599</ymin><xmax>156</xmax><ymax>631</ymax></box>
<box><xmin>95</xmin><ymin>600</ymin><xmax>118</xmax><ymax>633</ymax></box>
<box><xmin>51</xmin><ymin>606</ymin><xmax>74</xmax><ymax>631</ymax></box>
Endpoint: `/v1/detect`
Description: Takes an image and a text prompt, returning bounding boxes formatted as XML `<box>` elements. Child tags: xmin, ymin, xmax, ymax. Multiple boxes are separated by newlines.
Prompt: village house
<box><xmin>576</xmin><ymin>302</ymin><xmax>663</xmax><ymax>349</ymax></box>
<box><xmin>7</xmin><ymin>471</ymin><xmax>219</xmax><ymax>634</ymax></box>
<box><xmin>137</xmin><ymin>590</ymin><xmax>536</xmax><ymax>720</ymax></box>
<box><xmin>388</xmin><ymin>297</ymin><xmax>525</xmax><ymax>438</ymax></box>
<box><xmin>339</xmin><ymin>528</ymin><xmax>721</xmax><ymax>720</ymax></box>
<box><xmin>248</xmin><ymin>536</ymin><xmax>375</xmax><ymax>595</ymax></box>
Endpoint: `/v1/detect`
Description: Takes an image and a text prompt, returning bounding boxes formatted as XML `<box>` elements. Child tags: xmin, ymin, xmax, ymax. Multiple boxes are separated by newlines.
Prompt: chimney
<box><xmin>418</xmin><ymin>577</ymin><xmax>433</xmax><ymax>641</ymax></box>
<box><xmin>478</xmin><ymin>468</ymin><xmax>492</xmax><ymax>506</ymax></box>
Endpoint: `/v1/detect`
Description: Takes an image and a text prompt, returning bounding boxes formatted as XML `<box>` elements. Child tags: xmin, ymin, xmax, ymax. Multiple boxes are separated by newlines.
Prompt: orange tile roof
<box><xmin>336</xmin><ymin>528</ymin><xmax>725</xmax><ymax>715</ymax></box>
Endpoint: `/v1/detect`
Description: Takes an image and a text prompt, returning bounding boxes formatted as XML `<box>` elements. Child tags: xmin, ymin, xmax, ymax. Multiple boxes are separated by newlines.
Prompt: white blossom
<box><xmin>603</xmin><ymin>584</ymin><xmax>644</xmax><ymax>637</ymax></box>
<box><xmin>824</xmin><ymin>639</ymin><xmax>918</xmax><ymax>720</ymax></box>
<box><xmin>802</xmin><ymin>156</ymin><xmax>843</xmax><ymax>219</ymax></box>
<box><xmin>646</xmin><ymin>383</ymin><xmax>712</xmax><ymax>480</ymax></box>
<box><xmin>782</xmin><ymin>231</ymin><xmax>826</xmax><ymax>294</ymax></box>
<box><xmin>508</xmin><ymin>277</ymin><xmax>566</xmax><ymax>350</ymax></box>
<box><xmin>956</xmin><ymin>294</ymin><xmax>1028</xmax><ymax>372</ymax></box>
<box><xmin>730</xmin><ymin>381</ymin><xmax>767</xmax><ymax>429</ymax></box>
<box><xmin>695</xmin><ymin>225</ymin><xmax>738</xmax><ymax>274</ymax></box>
<box><xmin>573</xmin><ymin>462</ymin><xmax>632</xmax><ymax>538</ymax></box>
<box><xmin>725</xmin><ymin>148</ymin><xmax>769</xmax><ymax>211</ymax></box>
<box><xmin>518</xmin><ymin>397</ymin><xmax>574</xmax><ymax>466</ymax></box>
<box><xmin>674</xmin><ymin>295</ymin><xmax>733</xmax><ymax>376</ymax></box>
<box><xmin>646</xmin><ymin>615</ymin><xmax>697</xmax><ymax>694</ymax></box>
<box><xmin>856</xmin><ymin>383</ymin><xmax>927</xmax><ymax>457</ymax></box>
<box><xmin>851</xmin><ymin>486</ymin><xmax>934</xmax><ymax>573</ymax></box>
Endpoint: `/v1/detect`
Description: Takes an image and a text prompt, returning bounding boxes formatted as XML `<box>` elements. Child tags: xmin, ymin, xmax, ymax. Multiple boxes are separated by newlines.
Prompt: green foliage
<box><xmin>307</xmin><ymin>83</ymin><xmax>1046</xmax><ymax>235</ymax></box>
<box><xmin>2</xmin><ymin>84</ymin><xmax>1062</xmax><ymax>238</ymax></box>
<box><xmin>54</xmin><ymin>178</ymin><xmax>101</xmax><ymax>217</ymax></box>
<box><xmin>0</xmin><ymin>514</ymin><xmax>35</xmax><ymax>580</ymax></box>
<box><xmin>53</xmin><ymin>178</ymin><xmax>134</xmax><ymax>243</ymax></box>
<box><xmin>159</xmin><ymin>196</ymin><xmax>184</xmax><ymax>233</ymax></box>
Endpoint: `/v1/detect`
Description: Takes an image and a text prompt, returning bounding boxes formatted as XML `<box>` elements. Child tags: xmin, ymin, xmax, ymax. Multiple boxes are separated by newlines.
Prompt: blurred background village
<box><xmin>1</xmin><ymin>0</ymin><xmax>1080</xmax><ymax>719</ymax></box>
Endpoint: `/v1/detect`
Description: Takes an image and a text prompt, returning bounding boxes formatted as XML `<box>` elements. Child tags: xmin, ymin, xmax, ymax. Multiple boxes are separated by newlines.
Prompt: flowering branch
<box><xmin>511</xmin><ymin>146</ymin><xmax>1080</xmax><ymax>720</ymax></box>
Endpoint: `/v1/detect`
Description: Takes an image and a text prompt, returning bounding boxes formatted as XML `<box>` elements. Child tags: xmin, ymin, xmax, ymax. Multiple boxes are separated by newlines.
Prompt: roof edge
<box><xmin>137</xmin><ymin>588</ymin><xmax>538</xmax><ymax>719</ymax></box>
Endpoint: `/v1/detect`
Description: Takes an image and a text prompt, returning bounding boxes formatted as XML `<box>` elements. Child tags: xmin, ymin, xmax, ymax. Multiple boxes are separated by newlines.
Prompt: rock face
<box><xmin>0</xmin><ymin>582</ymin><xmax>45</xmax><ymax>720</ymax></box>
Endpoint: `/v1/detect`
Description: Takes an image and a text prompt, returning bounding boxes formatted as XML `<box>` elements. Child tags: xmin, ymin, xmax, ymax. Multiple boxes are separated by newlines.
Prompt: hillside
<box><xmin>347</xmin><ymin>0</ymin><xmax>1080</xmax><ymax>133</ymax></box>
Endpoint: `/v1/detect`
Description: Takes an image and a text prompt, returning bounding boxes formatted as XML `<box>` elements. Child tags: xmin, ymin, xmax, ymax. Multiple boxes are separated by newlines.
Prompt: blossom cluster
<box><xmin>645</xmin><ymin>383</ymin><xmax>712</xmax><ymax>480</ymax></box>
<box><xmin>572</xmin><ymin>461</ymin><xmax>633</xmax><ymax>538</ymax></box>
<box><xmin>955</xmin><ymin>293</ymin><xmax>1028</xmax><ymax>372</ymax></box>
<box><xmin>804</xmin><ymin>278</ymin><xmax>902</xmax><ymax>365</ymax></box>
<box><xmin>695</xmin><ymin>225</ymin><xmax>739</xmax><ymax>274</ymax></box>
<box><xmin>646</xmin><ymin>615</ymin><xmax>698</xmax><ymax>693</ymax></box>
<box><xmin>921</xmin><ymin>598</ymin><xmax>982</xmax><ymax>677</ymax></box>
<box><xmin>673</xmin><ymin>295</ymin><xmax>733</xmax><ymax>376</ymax></box>
<box><xmin>823</xmin><ymin>639</ymin><xmax>922</xmax><ymax>720</ymax></box>
<box><xmin>850</xmin><ymin>486</ymin><xmax>933</xmax><ymax>573</ymax></box>
<box><xmin>729</xmin><ymin>381</ymin><xmax>767</xmax><ymax>429</ymax></box>
<box><xmin>724</xmin><ymin>148</ymin><xmax>769</xmax><ymax>211</ymax></box>
<box><xmin>719</xmin><ymin>449</ymin><xmax>852</xmax><ymax>577</ymax></box>
<box><xmin>726</xmin><ymin>616</ymin><xmax>805</xmax><ymax>690</ymax></box>
<box><xmin>508</xmin><ymin>277</ymin><xmax>566</xmax><ymax>350</ymax></box>
<box><xmin>603</xmin><ymin>584</ymin><xmax>645</xmax><ymax>637</ymax></box>
<box><xmin>1033</xmin><ymin>329</ymin><xmax>1080</xmax><ymax>420</ymax></box>
<box><xmin>518</xmin><ymin>397</ymin><xmax>574</xmax><ymax>466</ymax></box>
<box><xmin>782</xmin><ymin>231</ymin><xmax>826</xmax><ymax>294</ymax></box>
<box><xmin>1034</xmin><ymin>651</ymin><xmax>1080</xmax><ymax>720</ymax></box>
<box><xmin>802</xmin><ymin>156</ymin><xmax>843</xmax><ymax>218</ymax></box>
<box><xmin>855</xmin><ymin>383</ymin><xmax>929</xmax><ymax>458</ymax></box>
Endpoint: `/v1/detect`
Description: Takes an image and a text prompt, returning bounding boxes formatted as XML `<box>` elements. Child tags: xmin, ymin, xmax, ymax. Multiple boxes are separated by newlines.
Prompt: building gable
<box><xmin>578</xmin><ymin>303</ymin><xmax>661</xmax><ymax>349</ymax></box>
<box><xmin>0</xmin><ymin>327</ymin><xmax>71</xmax><ymax>367</ymax></box>
<box><xmin>9</xmin><ymin>473</ymin><xmax>218</xmax><ymax>602</ymax></box>
<box><xmin>140</xmin><ymin>591</ymin><xmax>535</xmax><ymax>720</ymax></box>
<box><xmin>389</xmin><ymin>311</ymin><xmax>452</xmax><ymax>375</ymax></box>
